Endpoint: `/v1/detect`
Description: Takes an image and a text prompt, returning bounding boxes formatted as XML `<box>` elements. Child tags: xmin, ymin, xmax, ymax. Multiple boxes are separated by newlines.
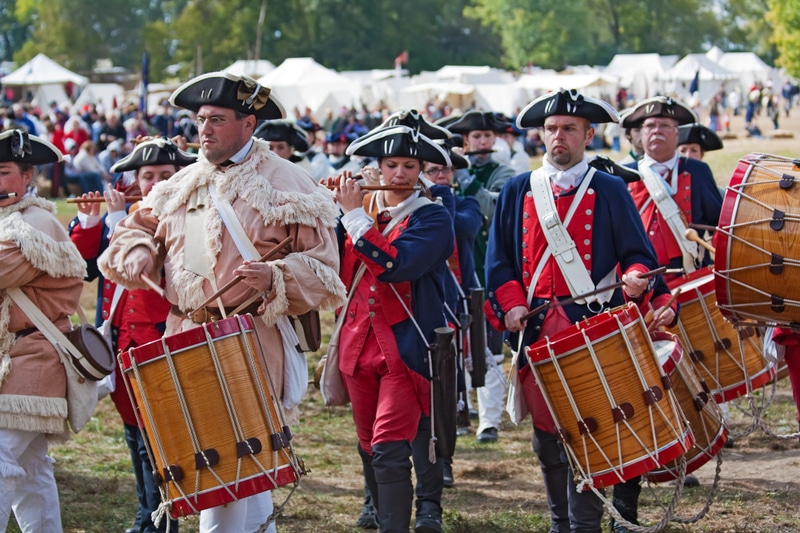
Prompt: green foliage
<box><xmin>768</xmin><ymin>0</ymin><xmax>800</xmax><ymax>78</ymax></box>
<box><xmin>0</xmin><ymin>0</ymin><xmax>788</xmax><ymax>82</ymax></box>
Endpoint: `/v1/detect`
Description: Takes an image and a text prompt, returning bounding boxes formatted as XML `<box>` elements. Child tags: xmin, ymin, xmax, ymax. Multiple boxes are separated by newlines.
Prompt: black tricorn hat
<box><xmin>588</xmin><ymin>154</ymin><xmax>642</xmax><ymax>184</ymax></box>
<box><xmin>446</xmin><ymin>110</ymin><xmax>510</xmax><ymax>134</ymax></box>
<box><xmin>620</xmin><ymin>96</ymin><xmax>697</xmax><ymax>127</ymax></box>
<box><xmin>169</xmin><ymin>72</ymin><xmax>285</xmax><ymax>120</ymax></box>
<box><xmin>0</xmin><ymin>129</ymin><xmax>62</xmax><ymax>165</ymax></box>
<box><xmin>110</xmin><ymin>137</ymin><xmax>196</xmax><ymax>173</ymax></box>
<box><xmin>517</xmin><ymin>88</ymin><xmax>619</xmax><ymax>129</ymax></box>
<box><xmin>434</xmin><ymin>114</ymin><xmax>462</xmax><ymax>129</ymax></box>
<box><xmin>677</xmin><ymin>123</ymin><xmax>723</xmax><ymax>152</ymax></box>
<box><xmin>347</xmin><ymin>125</ymin><xmax>451</xmax><ymax>166</ymax></box>
<box><xmin>254</xmin><ymin>120</ymin><xmax>310</xmax><ymax>152</ymax></box>
<box><xmin>379</xmin><ymin>109</ymin><xmax>452</xmax><ymax>140</ymax></box>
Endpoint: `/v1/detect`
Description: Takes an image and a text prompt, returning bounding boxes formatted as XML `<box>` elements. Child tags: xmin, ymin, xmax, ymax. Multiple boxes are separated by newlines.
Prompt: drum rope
<box><xmin>595</xmin><ymin>455</ymin><xmax>687</xmax><ymax>533</ymax></box>
<box><xmin>126</xmin><ymin>356</ymin><xmax>195</xmax><ymax>525</ymax></box>
<box><xmin>617</xmin><ymin>315</ymin><xmax>687</xmax><ymax>468</ymax></box>
<box><xmin>655</xmin><ymin>451</ymin><xmax>724</xmax><ymax>525</ymax></box>
<box><xmin>247</xmin><ymin>318</ymin><xmax>307</xmax><ymax>483</ymax></box>
<box><xmin>528</xmin><ymin>337</ymin><xmax>614</xmax><ymax>487</ymax></box>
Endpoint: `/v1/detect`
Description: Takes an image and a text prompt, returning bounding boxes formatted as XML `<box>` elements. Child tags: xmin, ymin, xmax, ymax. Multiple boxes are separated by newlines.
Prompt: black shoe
<box><xmin>355</xmin><ymin>501</ymin><xmax>379</xmax><ymax>529</ymax></box>
<box><xmin>443</xmin><ymin>462</ymin><xmax>454</xmax><ymax>488</ymax></box>
<box><xmin>415</xmin><ymin>514</ymin><xmax>442</xmax><ymax>533</ymax></box>
<box><xmin>124</xmin><ymin>527</ymin><xmax>140</xmax><ymax>533</ymax></box>
<box><xmin>477</xmin><ymin>427</ymin><xmax>498</xmax><ymax>443</ymax></box>
<box><xmin>456</xmin><ymin>427</ymin><xmax>469</xmax><ymax>437</ymax></box>
<box><xmin>683</xmin><ymin>474</ymin><xmax>700</xmax><ymax>488</ymax></box>
<box><xmin>468</xmin><ymin>408</ymin><xmax>478</xmax><ymax>420</ymax></box>
<box><xmin>724</xmin><ymin>436</ymin><xmax>735</xmax><ymax>449</ymax></box>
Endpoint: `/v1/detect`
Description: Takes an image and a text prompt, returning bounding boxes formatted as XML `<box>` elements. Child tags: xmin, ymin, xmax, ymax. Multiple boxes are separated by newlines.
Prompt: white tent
<box><xmin>603</xmin><ymin>53</ymin><xmax>678</xmax><ymax>101</ymax></box>
<box><xmin>515</xmin><ymin>72</ymin><xmax>619</xmax><ymax>101</ymax></box>
<box><xmin>434</xmin><ymin>65</ymin><xmax>513</xmax><ymax>85</ymax></box>
<box><xmin>2</xmin><ymin>53</ymin><xmax>88</xmax><ymax>87</ymax></box>
<box><xmin>715</xmin><ymin>51</ymin><xmax>779</xmax><ymax>94</ymax></box>
<box><xmin>223</xmin><ymin>59</ymin><xmax>276</xmax><ymax>79</ymax></box>
<box><xmin>258</xmin><ymin>57</ymin><xmax>362</xmax><ymax>118</ymax></box>
<box><xmin>663</xmin><ymin>53</ymin><xmax>738</xmax><ymax>104</ymax></box>
<box><xmin>72</xmin><ymin>83</ymin><xmax>126</xmax><ymax>114</ymax></box>
<box><xmin>396</xmin><ymin>82</ymin><xmax>476</xmax><ymax>113</ymax></box>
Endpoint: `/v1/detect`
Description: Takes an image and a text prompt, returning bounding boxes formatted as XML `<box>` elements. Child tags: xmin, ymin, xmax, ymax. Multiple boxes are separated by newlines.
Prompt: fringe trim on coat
<box><xmin>0</xmin><ymin>394</ymin><xmax>68</xmax><ymax>434</ymax></box>
<box><xmin>293</xmin><ymin>253</ymin><xmax>347</xmax><ymax>310</ymax></box>
<box><xmin>0</xmin><ymin>198</ymin><xmax>87</xmax><ymax>280</ymax></box>
<box><xmin>259</xmin><ymin>262</ymin><xmax>289</xmax><ymax>327</ymax></box>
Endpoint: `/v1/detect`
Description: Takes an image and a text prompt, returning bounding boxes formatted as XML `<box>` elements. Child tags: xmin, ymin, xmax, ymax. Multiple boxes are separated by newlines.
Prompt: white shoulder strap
<box><xmin>7</xmin><ymin>287</ymin><xmax>88</xmax><ymax>371</ymax></box>
<box><xmin>530</xmin><ymin>167</ymin><xmax>613</xmax><ymax>305</ymax></box>
<box><xmin>639</xmin><ymin>163</ymin><xmax>699</xmax><ymax>272</ymax></box>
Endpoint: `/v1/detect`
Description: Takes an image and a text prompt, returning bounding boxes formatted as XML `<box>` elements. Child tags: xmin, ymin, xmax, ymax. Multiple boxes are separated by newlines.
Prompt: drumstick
<box><xmin>326</xmin><ymin>184</ymin><xmax>421</xmax><ymax>192</ymax></box>
<box><xmin>688</xmin><ymin>223</ymin><xmax>718</xmax><ymax>233</ymax></box>
<box><xmin>188</xmin><ymin>236</ymin><xmax>293</xmax><ymax>321</ymax></box>
<box><xmin>685</xmin><ymin>228</ymin><xmax>716</xmax><ymax>255</ymax></box>
<box><xmin>519</xmin><ymin>266</ymin><xmax>668</xmax><ymax>323</ymax></box>
<box><xmin>66</xmin><ymin>196</ymin><xmax>143</xmax><ymax>204</ymax></box>
<box><xmin>648</xmin><ymin>288</ymin><xmax>681</xmax><ymax>332</ymax></box>
<box><xmin>140</xmin><ymin>274</ymin><xmax>166</xmax><ymax>299</ymax></box>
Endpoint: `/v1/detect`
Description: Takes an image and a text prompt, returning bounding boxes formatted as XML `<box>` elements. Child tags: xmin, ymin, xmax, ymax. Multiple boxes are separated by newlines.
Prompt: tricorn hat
<box><xmin>677</xmin><ymin>123</ymin><xmax>723</xmax><ymax>152</ymax></box>
<box><xmin>169</xmin><ymin>72</ymin><xmax>285</xmax><ymax>120</ymax></box>
<box><xmin>588</xmin><ymin>154</ymin><xmax>642</xmax><ymax>184</ymax></box>
<box><xmin>254</xmin><ymin>120</ymin><xmax>310</xmax><ymax>152</ymax></box>
<box><xmin>325</xmin><ymin>130</ymin><xmax>361</xmax><ymax>144</ymax></box>
<box><xmin>110</xmin><ymin>137</ymin><xmax>196</xmax><ymax>173</ymax></box>
<box><xmin>347</xmin><ymin>125</ymin><xmax>451</xmax><ymax>166</ymax></box>
<box><xmin>0</xmin><ymin>129</ymin><xmax>63</xmax><ymax>165</ymax></box>
<box><xmin>620</xmin><ymin>96</ymin><xmax>697</xmax><ymax>128</ymax></box>
<box><xmin>517</xmin><ymin>88</ymin><xmax>619</xmax><ymax>129</ymax></box>
<box><xmin>380</xmin><ymin>109</ymin><xmax>452</xmax><ymax>140</ymax></box>
<box><xmin>447</xmin><ymin>110</ymin><xmax>511</xmax><ymax>134</ymax></box>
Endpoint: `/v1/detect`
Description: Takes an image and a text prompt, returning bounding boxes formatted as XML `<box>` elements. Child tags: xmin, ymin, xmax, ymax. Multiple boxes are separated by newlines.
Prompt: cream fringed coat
<box><xmin>0</xmin><ymin>197</ymin><xmax>86</xmax><ymax>440</ymax></box>
<box><xmin>99</xmin><ymin>139</ymin><xmax>346</xmax><ymax>421</ymax></box>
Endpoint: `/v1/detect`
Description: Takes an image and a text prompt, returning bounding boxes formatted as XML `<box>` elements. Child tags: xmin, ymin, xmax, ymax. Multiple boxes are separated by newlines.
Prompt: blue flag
<box><xmin>688</xmin><ymin>69</ymin><xmax>699</xmax><ymax>95</ymax></box>
<box><xmin>139</xmin><ymin>52</ymin><xmax>149</xmax><ymax>115</ymax></box>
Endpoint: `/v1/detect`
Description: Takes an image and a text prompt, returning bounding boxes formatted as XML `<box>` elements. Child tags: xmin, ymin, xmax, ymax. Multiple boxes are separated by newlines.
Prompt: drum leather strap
<box><xmin>7</xmin><ymin>287</ymin><xmax>93</xmax><ymax>378</ymax></box>
<box><xmin>530</xmin><ymin>167</ymin><xmax>615</xmax><ymax>307</ymax></box>
<box><xmin>639</xmin><ymin>163</ymin><xmax>699</xmax><ymax>272</ymax></box>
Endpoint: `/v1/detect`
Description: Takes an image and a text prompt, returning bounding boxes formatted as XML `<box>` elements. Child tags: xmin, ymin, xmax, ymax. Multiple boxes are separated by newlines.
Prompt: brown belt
<box><xmin>172</xmin><ymin>301</ymin><xmax>263</xmax><ymax>324</ymax></box>
<box><xmin>15</xmin><ymin>326</ymin><xmax>39</xmax><ymax>339</ymax></box>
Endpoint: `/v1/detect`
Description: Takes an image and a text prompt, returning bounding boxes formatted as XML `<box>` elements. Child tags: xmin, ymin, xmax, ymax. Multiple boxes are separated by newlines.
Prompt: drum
<box><xmin>526</xmin><ymin>303</ymin><xmax>693</xmax><ymax>488</ymax></box>
<box><xmin>120</xmin><ymin>315</ymin><xmax>303</xmax><ymax>518</ymax></box>
<box><xmin>646</xmin><ymin>332</ymin><xmax>727</xmax><ymax>483</ymax></box>
<box><xmin>667</xmin><ymin>267</ymin><xmax>775</xmax><ymax>403</ymax></box>
<box><xmin>716</xmin><ymin>153</ymin><xmax>800</xmax><ymax>328</ymax></box>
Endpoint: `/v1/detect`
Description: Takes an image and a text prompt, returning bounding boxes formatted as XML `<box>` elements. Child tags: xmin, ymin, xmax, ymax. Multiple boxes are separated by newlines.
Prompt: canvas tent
<box><xmin>603</xmin><ymin>53</ymin><xmax>678</xmax><ymax>101</ymax></box>
<box><xmin>713</xmin><ymin>50</ymin><xmax>779</xmax><ymax>94</ymax></box>
<box><xmin>2</xmin><ymin>53</ymin><xmax>88</xmax><ymax>87</ymax></box>
<box><xmin>663</xmin><ymin>53</ymin><xmax>738</xmax><ymax>105</ymax></box>
<box><xmin>258</xmin><ymin>57</ymin><xmax>361</xmax><ymax>118</ymax></box>
<box><xmin>223</xmin><ymin>59</ymin><xmax>276</xmax><ymax>79</ymax></box>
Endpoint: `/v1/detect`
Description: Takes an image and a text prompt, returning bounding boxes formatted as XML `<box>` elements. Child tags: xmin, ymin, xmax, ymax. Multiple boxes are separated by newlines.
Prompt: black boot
<box><xmin>355</xmin><ymin>482</ymin><xmax>379</xmax><ymax>529</ymax></box>
<box><xmin>372</xmin><ymin>441</ymin><xmax>414</xmax><ymax>533</ymax></box>
<box><xmin>411</xmin><ymin>416</ymin><xmax>443</xmax><ymax>533</ymax></box>
<box><xmin>358</xmin><ymin>444</ymin><xmax>380</xmax><ymax>529</ymax></box>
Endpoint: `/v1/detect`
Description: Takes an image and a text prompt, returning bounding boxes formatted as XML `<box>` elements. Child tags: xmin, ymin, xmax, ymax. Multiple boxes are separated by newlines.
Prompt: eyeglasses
<box><xmin>641</xmin><ymin>120</ymin><xmax>678</xmax><ymax>132</ymax></box>
<box><xmin>195</xmin><ymin>115</ymin><xmax>232</xmax><ymax>128</ymax></box>
<box><xmin>423</xmin><ymin>167</ymin><xmax>454</xmax><ymax>177</ymax></box>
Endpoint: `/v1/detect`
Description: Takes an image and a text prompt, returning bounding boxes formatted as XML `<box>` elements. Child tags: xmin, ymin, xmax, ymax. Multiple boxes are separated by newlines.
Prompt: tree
<box><xmin>767</xmin><ymin>0</ymin><xmax>800</xmax><ymax>78</ymax></box>
<box><xmin>0</xmin><ymin>0</ymin><xmax>32</xmax><ymax>61</ymax></box>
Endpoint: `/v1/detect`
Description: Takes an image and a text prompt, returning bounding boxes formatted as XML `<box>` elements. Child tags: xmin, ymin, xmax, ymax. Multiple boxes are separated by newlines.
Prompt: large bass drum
<box><xmin>715</xmin><ymin>153</ymin><xmax>800</xmax><ymax>328</ymax></box>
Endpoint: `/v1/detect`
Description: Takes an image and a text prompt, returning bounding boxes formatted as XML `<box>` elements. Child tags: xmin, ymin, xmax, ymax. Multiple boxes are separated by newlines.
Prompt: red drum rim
<box><xmin>712</xmin><ymin>362</ymin><xmax>777</xmax><ymax>404</ymax></box>
<box><xmin>714</xmin><ymin>155</ymin><xmax>758</xmax><ymax>318</ymax></box>
<box><xmin>646</xmin><ymin>424</ymin><xmax>729</xmax><ymax>483</ymax></box>
<box><xmin>526</xmin><ymin>304</ymin><xmax>641</xmax><ymax>365</ymax></box>
<box><xmin>120</xmin><ymin>314</ymin><xmax>257</xmax><ymax>371</ymax></box>
<box><xmin>168</xmin><ymin>462</ymin><xmax>300</xmax><ymax>518</ymax></box>
<box><xmin>584</xmin><ymin>428</ymin><xmax>694</xmax><ymax>488</ymax></box>
<box><xmin>650</xmin><ymin>331</ymin><xmax>682</xmax><ymax>375</ymax></box>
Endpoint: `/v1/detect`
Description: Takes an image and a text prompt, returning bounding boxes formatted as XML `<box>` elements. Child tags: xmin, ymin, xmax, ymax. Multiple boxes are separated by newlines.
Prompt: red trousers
<box><xmin>343</xmin><ymin>332</ymin><xmax>429</xmax><ymax>453</ymax></box>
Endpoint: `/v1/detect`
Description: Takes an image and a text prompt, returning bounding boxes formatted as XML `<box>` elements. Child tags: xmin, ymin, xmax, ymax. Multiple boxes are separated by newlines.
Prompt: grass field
<box><xmin>10</xmin><ymin>109</ymin><xmax>800</xmax><ymax>532</ymax></box>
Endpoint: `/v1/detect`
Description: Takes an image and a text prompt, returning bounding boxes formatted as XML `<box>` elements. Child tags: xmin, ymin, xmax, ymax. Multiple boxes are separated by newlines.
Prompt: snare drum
<box><xmin>646</xmin><ymin>332</ymin><xmax>727</xmax><ymax>483</ymax></box>
<box><xmin>526</xmin><ymin>304</ymin><xmax>693</xmax><ymax>488</ymax></box>
<box><xmin>667</xmin><ymin>267</ymin><xmax>775</xmax><ymax>403</ymax></box>
<box><xmin>716</xmin><ymin>153</ymin><xmax>800</xmax><ymax>327</ymax></box>
<box><xmin>120</xmin><ymin>315</ymin><xmax>303</xmax><ymax>518</ymax></box>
